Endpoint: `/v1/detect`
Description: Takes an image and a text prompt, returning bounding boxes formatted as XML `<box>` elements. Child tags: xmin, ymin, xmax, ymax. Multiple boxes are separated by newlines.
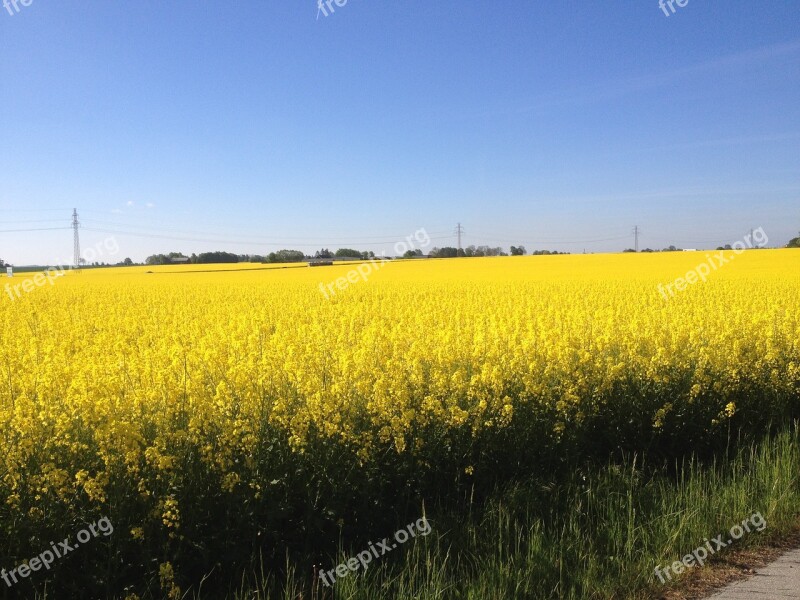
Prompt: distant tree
<box><xmin>335</xmin><ymin>248</ymin><xmax>362</xmax><ymax>258</ymax></box>
<box><xmin>360</xmin><ymin>251</ymin><xmax>375</xmax><ymax>260</ymax></box>
<box><xmin>787</xmin><ymin>232</ymin><xmax>800</xmax><ymax>248</ymax></box>
<box><xmin>196</xmin><ymin>251</ymin><xmax>239</xmax><ymax>264</ymax></box>
<box><xmin>315</xmin><ymin>249</ymin><xmax>334</xmax><ymax>259</ymax></box>
<box><xmin>622</xmin><ymin>248</ymin><xmax>636</xmax><ymax>253</ymax></box>
<box><xmin>510</xmin><ymin>246</ymin><xmax>526</xmax><ymax>256</ymax></box>
<box><xmin>403</xmin><ymin>249</ymin><xmax>423</xmax><ymax>258</ymax></box>
<box><xmin>146</xmin><ymin>253</ymin><xmax>189</xmax><ymax>265</ymax></box>
<box><xmin>468</xmin><ymin>245</ymin><xmax>504</xmax><ymax>257</ymax></box>
<box><xmin>123</xmin><ymin>257</ymin><xmax>134</xmax><ymax>266</ymax></box>
<box><xmin>716</xmin><ymin>244</ymin><xmax>733</xmax><ymax>251</ymax></box>
<box><xmin>0</xmin><ymin>258</ymin><xmax>4</xmax><ymax>267</ymax></box>
<box><xmin>429</xmin><ymin>247</ymin><xmax>459</xmax><ymax>258</ymax></box>
<box><xmin>268</xmin><ymin>249</ymin><xmax>305</xmax><ymax>263</ymax></box>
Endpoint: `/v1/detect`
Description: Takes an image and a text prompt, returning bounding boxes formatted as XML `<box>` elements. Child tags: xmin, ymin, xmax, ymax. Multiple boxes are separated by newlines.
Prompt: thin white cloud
<box><xmin>554</xmin><ymin>183</ymin><xmax>800</xmax><ymax>204</ymax></box>
<box><xmin>517</xmin><ymin>40</ymin><xmax>800</xmax><ymax>113</ymax></box>
<box><xmin>643</xmin><ymin>132</ymin><xmax>800</xmax><ymax>153</ymax></box>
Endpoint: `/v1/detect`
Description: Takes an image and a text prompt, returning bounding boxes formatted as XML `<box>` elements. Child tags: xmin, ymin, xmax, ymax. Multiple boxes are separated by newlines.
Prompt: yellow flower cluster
<box><xmin>0</xmin><ymin>250</ymin><xmax>798</xmax><ymax>528</ymax></box>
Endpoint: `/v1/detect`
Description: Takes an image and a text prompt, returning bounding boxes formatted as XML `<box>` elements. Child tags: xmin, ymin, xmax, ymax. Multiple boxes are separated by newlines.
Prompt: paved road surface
<box><xmin>707</xmin><ymin>547</ymin><xmax>800</xmax><ymax>599</ymax></box>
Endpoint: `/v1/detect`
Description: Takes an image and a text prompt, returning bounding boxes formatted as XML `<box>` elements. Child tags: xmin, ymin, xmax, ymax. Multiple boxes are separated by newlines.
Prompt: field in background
<box><xmin>1</xmin><ymin>250</ymin><xmax>799</xmax><ymax>598</ymax></box>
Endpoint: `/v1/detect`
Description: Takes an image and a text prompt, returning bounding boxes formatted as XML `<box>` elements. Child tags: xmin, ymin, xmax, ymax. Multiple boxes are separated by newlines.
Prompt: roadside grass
<box><xmin>228</xmin><ymin>425</ymin><xmax>800</xmax><ymax>600</ymax></box>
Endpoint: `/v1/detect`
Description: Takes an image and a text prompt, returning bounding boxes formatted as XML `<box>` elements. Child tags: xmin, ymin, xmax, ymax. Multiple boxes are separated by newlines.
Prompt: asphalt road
<box><xmin>708</xmin><ymin>548</ymin><xmax>800</xmax><ymax>599</ymax></box>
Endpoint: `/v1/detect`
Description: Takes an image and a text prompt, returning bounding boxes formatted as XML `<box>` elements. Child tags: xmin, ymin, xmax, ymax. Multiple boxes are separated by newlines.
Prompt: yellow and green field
<box><xmin>1</xmin><ymin>250</ymin><xmax>799</xmax><ymax>598</ymax></box>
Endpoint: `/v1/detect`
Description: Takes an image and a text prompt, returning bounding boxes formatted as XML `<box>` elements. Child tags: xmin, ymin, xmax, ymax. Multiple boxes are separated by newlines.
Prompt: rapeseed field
<box><xmin>1</xmin><ymin>251</ymin><xmax>798</xmax><ymax>598</ymax></box>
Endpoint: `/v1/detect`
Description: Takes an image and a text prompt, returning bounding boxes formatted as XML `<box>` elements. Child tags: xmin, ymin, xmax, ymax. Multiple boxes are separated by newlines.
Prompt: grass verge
<box><xmin>228</xmin><ymin>424</ymin><xmax>800</xmax><ymax>600</ymax></box>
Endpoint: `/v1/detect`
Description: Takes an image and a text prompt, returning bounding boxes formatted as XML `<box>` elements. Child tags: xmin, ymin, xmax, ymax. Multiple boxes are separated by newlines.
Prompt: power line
<box><xmin>72</xmin><ymin>209</ymin><xmax>81</xmax><ymax>268</ymax></box>
<box><xmin>81</xmin><ymin>227</ymin><xmax>454</xmax><ymax>248</ymax></box>
<box><xmin>0</xmin><ymin>227</ymin><xmax>72</xmax><ymax>233</ymax></box>
<box><xmin>648</xmin><ymin>236</ymin><xmax>754</xmax><ymax>246</ymax></box>
<box><xmin>7</xmin><ymin>209</ymin><xmax>775</xmax><ymax>258</ymax></box>
<box><xmin>0</xmin><ymin>208</ymin><xmax>72</xmax><ymax>213</ymax></box>
<box><xmin>0</xmin><ymin>211</ymin><xmax>645</xmax><ymax>249</ymax></box>
<box><xmin>81</xmin><ymin>219</ymin><xmax>453</xmax><ymax>244</ymax></box>
<box><xmin>0</xmin><ymin>219</ymin><xmax>69</xmax><ymax>225</ymax></box>
<box><xmin>469</xmin><ymin>232</ymin><xmax>631</xmax><ymax>244</ymax></box>
<box><xmin>455</xmin><ymin>223</ymin><xmax>464</xmax><ymax>253</ymax></box>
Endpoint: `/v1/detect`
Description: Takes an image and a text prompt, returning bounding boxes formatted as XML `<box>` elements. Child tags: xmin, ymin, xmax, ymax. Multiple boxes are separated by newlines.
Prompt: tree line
<box><xmin>425</xmin><ymin>245</ymin><xmax>567</xmax><ymax>258</ymax></box>
<box><xmin>144</xmin><ymin>248</ymin><xmax>376</xmax><ymax>266</ymax></box>
<box><xmin>12</xmin><ymin>231</ymin><xmax>794</xmax><ymax>269</ymax></box>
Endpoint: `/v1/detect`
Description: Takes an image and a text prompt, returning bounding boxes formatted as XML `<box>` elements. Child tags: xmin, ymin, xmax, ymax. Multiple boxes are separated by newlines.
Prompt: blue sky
<box><xmin>1</xmin><ymin>0</ymin><xmax>798</xmax><ymax>263</ymax></box>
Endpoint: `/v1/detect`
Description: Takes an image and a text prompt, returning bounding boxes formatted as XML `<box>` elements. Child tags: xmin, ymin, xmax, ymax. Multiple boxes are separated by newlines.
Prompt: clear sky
<box><xmin>1</xmin><ymin>0</ymin><xmax>798</xmax><ymax>264</ymax></box>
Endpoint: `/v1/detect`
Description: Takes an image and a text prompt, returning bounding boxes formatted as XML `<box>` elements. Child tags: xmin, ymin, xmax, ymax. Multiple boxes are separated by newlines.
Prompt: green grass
<box><xmin>225</xmin><ymin>425</ymin><xmax>800</xmax><ymax>600</ymax></box>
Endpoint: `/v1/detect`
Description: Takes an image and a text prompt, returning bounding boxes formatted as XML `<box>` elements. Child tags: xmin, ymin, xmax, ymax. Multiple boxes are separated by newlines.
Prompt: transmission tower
<box><xmin>633</xmin><ymin>225</ymin><xmax>640</xmax><ymax>253</ymax></box>
<box><xmin>72</xmin><ymin>208</ymin><xmax>80</xmax><ymax>268</ymax></box>
<box><xmin>455</xmin><ymin>222</ymin><xmax>464</xmax><ymax>254</ymax></box>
